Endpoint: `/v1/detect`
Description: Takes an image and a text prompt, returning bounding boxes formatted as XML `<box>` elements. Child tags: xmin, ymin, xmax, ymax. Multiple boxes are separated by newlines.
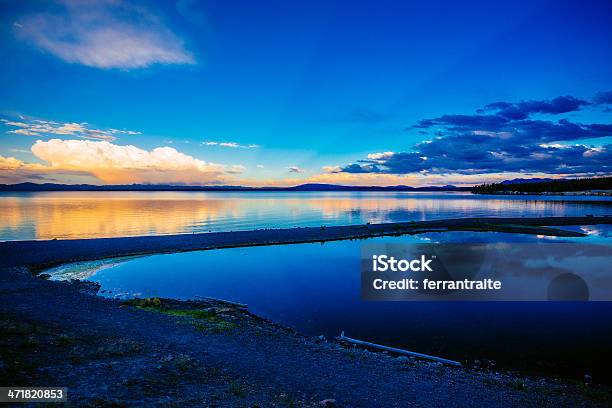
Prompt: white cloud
<box><xmin>110</xmin><ymin>129</ymin><xmax>142</xmax><ymax>135</ymax></box>
<box><xmin>14</xmin><ymin>0</ymin><xmax>195</xmax><ymax>69</ymax></box>
<box><xmin>202</xmin><ymin>141</ymin><xmax>260</xmax><ymax>149</ymax></box>
<box><xmin>288</xmin><ymin>166</ymin><xmax>304</xmax><ymax>173</ymax></box>
<box><xmin>472</xmin><ymin>130</ymin><xmax>513</xmax><ymax>139</ymax></box>
<box><xmin>322</xmin><ymin>165</ymin><xmax>341</xmax><ymax>173</ymax></box>
<box><xmin>539</xmin><ymin>143</ymin><xmax>567</xmax><ymax>149</ymax></box>
<box><xmin>13</xmin><ymin>139</ymin><xmax>239</xmax><ymax>184</ymax></box>
<box><xmin>1</xmin><ymin>118</ymin><xmax>141</xmax><ymax>141</ymax></box>
<box><xmin>225</xmin><ymin>165</ymin><xmax>246</xmax><ymax>174</ymax></box>
<box><xmin>367</xmin><ymin>152</ymin><xmax>395</xmax><ymax>161</ymax></box>
<box><xmin>583</xmin><ymin>147</ymin><xmax>604</xmax><ymax>157</ymax></box>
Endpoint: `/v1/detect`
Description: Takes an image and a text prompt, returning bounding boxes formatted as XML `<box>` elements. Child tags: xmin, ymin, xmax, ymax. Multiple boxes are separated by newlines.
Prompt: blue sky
<box><xmin>0</xmin><ymin>0</ymin><xmax>611</xmax><ymax>186</ymax></box>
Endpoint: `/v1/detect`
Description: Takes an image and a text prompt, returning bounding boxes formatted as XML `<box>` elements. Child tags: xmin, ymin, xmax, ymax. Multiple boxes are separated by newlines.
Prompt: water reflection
<box><xmin>46</xmin><ymin>226</ymin><xmax>612</xmax><ymax>381</ymax></box>
<box><xmin>1</xmin><ymin>191</ymin><xmax>610</xmax><ymax>240</ymax></box>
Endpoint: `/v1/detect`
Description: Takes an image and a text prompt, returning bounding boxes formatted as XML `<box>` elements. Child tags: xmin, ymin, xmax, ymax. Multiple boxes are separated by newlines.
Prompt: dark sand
<box><xmin>2</xmin><ymin>267</ymin><xmax>611</xmax><ymax>407</ymax></box>
<box><xmin>1</xmin><ymin>216</ymin><xmax>609</xmax><ymax>270</ymax></box>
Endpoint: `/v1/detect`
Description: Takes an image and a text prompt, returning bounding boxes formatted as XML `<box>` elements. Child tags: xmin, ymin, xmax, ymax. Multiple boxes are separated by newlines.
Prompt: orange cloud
<box><xmin>0</xmin><ymin>153</ymin><xmax>94</xmax><ymax>184</ymax></box>
<box><xmin>2</xmin><ymin>139</ymin><xmax>243</xmax><ymax>185</ymax></box>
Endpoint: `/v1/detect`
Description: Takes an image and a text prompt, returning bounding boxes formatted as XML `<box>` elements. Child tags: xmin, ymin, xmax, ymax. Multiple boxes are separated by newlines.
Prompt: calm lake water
<box><xmin>1</xmin><ymin>191</ymin><xmax>611</xmax><ymax>241</ymax></box>
<box><xmin>48</xmin><ymin>226</ymin><xmax>612</xmax><ymax>382</ymax></box>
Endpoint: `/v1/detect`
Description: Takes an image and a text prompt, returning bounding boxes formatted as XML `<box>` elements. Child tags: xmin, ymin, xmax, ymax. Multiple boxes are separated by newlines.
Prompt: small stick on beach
<box><xmin>194</xmin><ymin>295</ymin><xmax>248</xmax><ymax>308</ymax></box>
<box><xmin>337</xmin><ymin>331</ymin><xmax>462</xmax><ymax>367</ymax></box>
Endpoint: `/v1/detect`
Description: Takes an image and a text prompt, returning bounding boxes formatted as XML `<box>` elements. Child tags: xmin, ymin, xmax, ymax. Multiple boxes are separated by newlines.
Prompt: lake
<box><xmin>1</xmin><ymin>191</ymin><xmax>611</xmax><ymax>241</ymax></box>
<box><xmin>47</xmin><ymin>226</ymin><xmax>612</xmax><ymax>382</ymax></box>
<box><xmin>8</xmin><ymin>190</ymin><xmax>612</xmax><ymax>381</ymax></box>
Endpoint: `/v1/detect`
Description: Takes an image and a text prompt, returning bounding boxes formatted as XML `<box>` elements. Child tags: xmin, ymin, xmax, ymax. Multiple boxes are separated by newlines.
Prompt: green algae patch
<box><xmin>122</xmin><ymin>298</ymin><xmax>237</xmax><ymax>333</ymax></box>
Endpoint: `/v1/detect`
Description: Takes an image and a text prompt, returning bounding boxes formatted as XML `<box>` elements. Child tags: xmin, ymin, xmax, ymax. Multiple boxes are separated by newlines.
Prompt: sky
<box><xmin>0</xmin><ymin>0</ymin><xmax>611</xmax><ymax>186</ymax></box>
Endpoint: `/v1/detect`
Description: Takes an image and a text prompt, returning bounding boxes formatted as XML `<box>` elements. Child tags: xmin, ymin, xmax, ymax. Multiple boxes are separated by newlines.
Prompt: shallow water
<box><xmin>48</xmin><ymin>226</ymin><xmax>612</xmax><ymax>382</ymax></box>
<box><xmin>1</xmin><ymin>191</ymin><xmax>611</xmax><ymax>241</ymax></box>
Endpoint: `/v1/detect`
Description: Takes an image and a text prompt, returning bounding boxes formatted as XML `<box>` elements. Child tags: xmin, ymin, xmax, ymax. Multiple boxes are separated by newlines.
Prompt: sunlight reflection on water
<box><xmin>1</xmin><ymin>191</ymin><xmax>610</xmax><ymax>240</ymax></box>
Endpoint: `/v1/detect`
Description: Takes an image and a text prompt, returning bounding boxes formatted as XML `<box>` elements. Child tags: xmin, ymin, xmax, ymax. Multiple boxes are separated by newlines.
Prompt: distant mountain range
<box><xmin>0</xmin><ymin>182</ymin><xmax>470</xmax><ymax>192</ymax></box>
<box><xmin>5</xmin><ymin>178</ymin><xmax>599</xmax><ymax>192</ymax></box>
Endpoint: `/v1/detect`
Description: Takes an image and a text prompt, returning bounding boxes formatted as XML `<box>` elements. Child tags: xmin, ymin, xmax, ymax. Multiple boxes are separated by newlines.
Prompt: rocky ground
<box><xmin>1</xmin><ymin>266</ymin><xmax>611</xmax><ymax>407</ymax></box>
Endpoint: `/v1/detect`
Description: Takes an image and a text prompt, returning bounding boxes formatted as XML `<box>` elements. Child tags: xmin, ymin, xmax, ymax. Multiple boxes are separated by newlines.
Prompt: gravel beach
<box><xmin>1</xmin><ymin>217</ymin><xmax>611</xmax><ymax>407</ymax></box>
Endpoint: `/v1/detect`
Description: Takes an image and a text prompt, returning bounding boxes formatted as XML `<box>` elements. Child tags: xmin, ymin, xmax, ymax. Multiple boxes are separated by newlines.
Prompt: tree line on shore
<box><xmin>472</xmin><ymin>177</ymin><xmax>612</xmax><ymax>194</ymax></box>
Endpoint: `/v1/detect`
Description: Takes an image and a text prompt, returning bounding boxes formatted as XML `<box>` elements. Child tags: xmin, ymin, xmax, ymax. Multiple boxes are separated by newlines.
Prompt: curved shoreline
<box><xmin>2</xmin><ymin>216</ymin><xmax>612</xmax><ymax>406</ymax></box>
<box><xmin>3</xmin><ymin>268</ymin><xmax>610</xmax><ymax>407</ymax></box>
<box><xmin>1</xmin><ymin>216</ymin><xmax>610</xmax><ymax>270</ymax></box>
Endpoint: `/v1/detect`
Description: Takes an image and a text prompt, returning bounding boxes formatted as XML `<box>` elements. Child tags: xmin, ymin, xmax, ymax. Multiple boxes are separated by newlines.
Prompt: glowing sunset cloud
<box><xmin>1</xmin><ymin>139</ymin><xmax>243</xmax><ymax>185</ymax></box>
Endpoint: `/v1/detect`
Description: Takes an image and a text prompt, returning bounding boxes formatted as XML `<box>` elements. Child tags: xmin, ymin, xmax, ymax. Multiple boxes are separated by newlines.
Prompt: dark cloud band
<box><xmin>340</xmin><ymin>93</ymin><xmax>612</xmax><ymax>176</ymax></box>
